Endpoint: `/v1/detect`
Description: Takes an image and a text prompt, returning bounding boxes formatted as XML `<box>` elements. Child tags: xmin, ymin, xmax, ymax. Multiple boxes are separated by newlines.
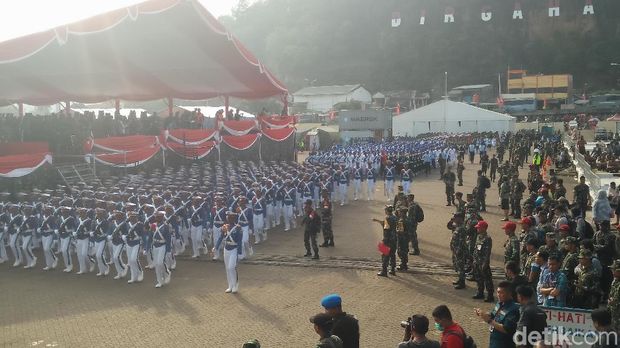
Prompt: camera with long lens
<box><xmin>400</xmin><ymin>317</ymin><xmax>412</xmax><ymax>329</ymax></box>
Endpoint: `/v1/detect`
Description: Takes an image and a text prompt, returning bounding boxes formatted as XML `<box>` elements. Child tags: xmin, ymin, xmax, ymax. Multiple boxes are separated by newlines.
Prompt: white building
<box><xmin>293</xmin><ymin>84</ymin><xmax>372</xmax><ymax>112</ymax></box>
<box><xmin>393</xmin><ymin>99</ymin><xmax>516</xmax><ymax>137</ymax></box>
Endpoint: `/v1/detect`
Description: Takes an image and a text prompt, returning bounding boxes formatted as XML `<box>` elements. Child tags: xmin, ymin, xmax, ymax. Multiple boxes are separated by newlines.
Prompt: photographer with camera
<box><xmin>397</xmin><ymin>314</ymin><xmax>440</xmax><ymax>348</ymax></box>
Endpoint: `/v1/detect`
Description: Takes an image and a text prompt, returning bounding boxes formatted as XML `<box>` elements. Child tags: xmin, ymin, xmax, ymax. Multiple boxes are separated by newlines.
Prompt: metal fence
<box><xmin>563</xmin><ymin>136</ymin><xmax>602</xmax><ymax>201</ymax></box>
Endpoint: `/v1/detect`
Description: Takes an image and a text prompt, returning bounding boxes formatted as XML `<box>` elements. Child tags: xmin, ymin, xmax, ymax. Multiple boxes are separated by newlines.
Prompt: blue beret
<box><xmin>321</xmin><ymin>294</ymin><xmax>342</xmax><ymax>308</ymax></box>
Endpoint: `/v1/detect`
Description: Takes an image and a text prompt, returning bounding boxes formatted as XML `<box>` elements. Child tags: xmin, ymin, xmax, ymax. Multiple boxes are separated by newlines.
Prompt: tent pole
<box><xmin>65</xmin><ymin>100</ymin><xmax>71</xmax><ymax>116</ymax></box>
<box><xmin>225</xmin><ymin>96</ymin><xmax>230</xmax><ymax>117</ymax></box>
<box><xmin>115</xmin><ymin>99</ymin><xmax>120</xmax><ymax>115</ymax></box>
<box><xmin>168</xmin><ymin>97</ymin><xmax>173</xmax><ymax>117</ymax></box>
<box><xmin>18</xmin><ymin>103</ymin><xmax>24</xmax><ymax>117</ymax></box>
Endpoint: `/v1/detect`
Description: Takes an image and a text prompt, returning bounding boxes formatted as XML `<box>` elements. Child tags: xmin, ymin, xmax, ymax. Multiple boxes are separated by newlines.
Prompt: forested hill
<box><xmin>220</xmin><ymin>0</ymin><xmax>620</xmax><ymax>96</ymax></box>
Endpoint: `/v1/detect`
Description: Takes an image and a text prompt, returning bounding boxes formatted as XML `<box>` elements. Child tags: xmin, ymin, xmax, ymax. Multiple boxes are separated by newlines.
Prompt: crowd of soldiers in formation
<box><xmin>0</xmin><ymin>160</ymin><xmax>361</xmax><ymax>290</ymax></box>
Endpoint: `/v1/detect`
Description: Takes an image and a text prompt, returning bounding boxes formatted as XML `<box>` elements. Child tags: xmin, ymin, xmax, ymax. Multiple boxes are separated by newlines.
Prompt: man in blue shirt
<box><xmin>537</xmin><ymin>255</ymin><xmax>569</xmax><ymax>307</ymax></box>
<box><xmin>475</xmin><ymin>280</ymin><xmax>521</xmax><ymax>348</ymax></box>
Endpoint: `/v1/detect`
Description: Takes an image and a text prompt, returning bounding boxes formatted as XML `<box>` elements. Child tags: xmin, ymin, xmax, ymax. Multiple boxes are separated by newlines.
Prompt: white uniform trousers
<box><xmin>126</xmin><ymin>244</ymin><xmax>143</xmax><ymax>282</ymax></box>
<box><xmin>385</xmin><ymin>179</ymin><xmax>394</xmax><ymax>200</ymax></box>
<box><xmin>59</xmin><ymin>236</ymin><xmax>73</xmax><ymax>271</ymax></box>
<box><xmin>253</xmin><ymin>214</ymin><xmax>265</xmax><ymax>243</ymax></box>
<box><xmin>274</xmin><ymin>202</ymin><xmax>282</xmax><ymax>226</ymax></box>
<box><xmin>21</xmin><ymin>233</ymin><xmax>36</xmax><ymax>267</ymax></box>
<box><xmin>111</xmin><ymin>243</ymin><xmax>127</xmax><ymax>277</ymax></box>
<box><xmin>212</xmin><ymin>226</ymin><xmax>223</xmax><ymax>260</ymax></box>
<box><xmin>283</xmin><ymin>204</ymin><xmax>295</xmax><ymax>231</ymax></box>
<box><xmin>180</xmin><ymin>225</ymin><xmax>190</xmax><ymax>252</ymax></box>
<box><xmin>0</xmin><ymin>230</ymin><xmax>8</xmax><ymax>263</ymax></box>
<box><xmin>240</xmin><ymin>225</ymin><xmax>253</xmax><ymax>259</ymax></box>
<box><xmin>403</xmin><ymin>181</ymin><xmax>411</xmax><ymax>193</ymax></box>
<box><xmin>94</xmin><ymin>240</ymin><xmax>109</xmax><ymax>275</ymax></box>
<box><xmin>41</xmin><ymin>234</ymin><xmax>57</xmax><ymax>269</ymax></box>
<box><xmin>296</xmin><ymin>195</ymin><xmax>303</xmax><ymax>217</ymax></box>
<box><xmin>353</xmin><ymin>179</ymin><xmax>362</xmax><ymax>200</ymax></box>
<box><xmin>265</xmin><ymin>204</ymin><xmax>274</xmax><ymax>230</ymax></box>
<box><xmin>338</xmin><ymin>183</ymin><xmax>348</xmax><ymax>205</ymax></box>
<box><xmin>190</xmin><ymin>225</ymin><xmax>204</xmax><ymax>258</ymax></box>
<box><xmin>313</xmin><ymin>187</ymin><xmax>320</xmax><ymax>208</ymax></box>
<box><xmin>152</xmin><ymin>244</ymin><xmax>170</xmax><ymax>286</ymax></box>
<box><xmin>367</xmin><ymin>180</ymin><xmax>375</xmax><ymax>200</ymax></box>
<box><xmin>223</xmin><ymin>247</ymin><xmax>239</xmax><ymax>292</ymax></box>
<box><xmin>76</xmin><ymin>238</ymin><xmax>93</xmax><ymax>273</ymax></box>
<box><xmin>9</xmin><ymin>233</ymin><xmax>22</xmax><ymax>266</ymax></box>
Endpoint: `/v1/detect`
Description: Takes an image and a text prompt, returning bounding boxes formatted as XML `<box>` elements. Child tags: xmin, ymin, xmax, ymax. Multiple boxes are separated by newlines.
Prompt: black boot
<box><xmin>304</xmin><ymin>252</ymin><xmax>312</xmax><ymax>257</ymax></box>
<box><xmin>412</xmin><ymin>249</ymin><xmax>420</xmax><ymax>255</ymax></box>
<box><xmin>472</xmin><ymin>293</ymin><xmax>484</xmax><ymax>299</ymax></box>
<box><xmin>328</xmin><ymin>240</ymin><xmax>334</xmax><ymax>247</ymax></box>
<box><xmin>454</xmin><ymin>280</ymin><xmax>466</xmax><ymax>290</ymax></box>
<box><xmin>312</xmin><ymin>254</ymin><xmax>320</xmax><ymax>260</ymax></box>
<box><xmin>377</xmin><ymin>271</ymin><xmax>388</xmax><ymax>277</ymax></box>
<box><xmin>389</xmin><ymin>269</ymin><xmax>396</xmax><ymax>276</ymax></box>
<box><xmin>319</xmin><ymin>242</ymin><xmax>328</xmax><ymax>248</ymax></box>
<box><xmin>397</xmin><ymin>264</ymin><xmax>408</xmax><ymax>271</ymax></box>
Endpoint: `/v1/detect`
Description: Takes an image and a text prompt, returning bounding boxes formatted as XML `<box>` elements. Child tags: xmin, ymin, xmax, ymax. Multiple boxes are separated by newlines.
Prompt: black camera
<box><xmin>400</xmin><ymin>317</ymin><xmax>412</xmax><ymax>329</ymax></box>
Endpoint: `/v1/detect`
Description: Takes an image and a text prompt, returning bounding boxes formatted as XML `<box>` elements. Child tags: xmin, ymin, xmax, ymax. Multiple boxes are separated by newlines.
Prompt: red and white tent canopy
<box><xmin>0</xmin><ymin>142</ymin><xmax>52</xmax><ymax>178</ymax></box>
<box><xmin>0</xmin><ymin>0</ymin><xmax>287</xmax><ymax>106</ymax></box>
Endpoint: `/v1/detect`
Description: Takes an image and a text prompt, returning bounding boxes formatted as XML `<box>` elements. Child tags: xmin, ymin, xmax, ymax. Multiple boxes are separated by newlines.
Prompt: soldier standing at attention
<box><xmin>454</xmin><ymin>192</ymin><xmax>466</xmax><ymax>214</ymax></box>
<box><xmin>396</xmin><ymin>207</ymin><xmax>410</xmax><ymax>271</ymax></box>
<box><xmin>319</xmin><ymin>191</ymin><xmax>334</xmax><ymax>248</ymax></box>
<box><xmin>442</xmin><ymin>167</ymin><xmax>456</xmax><ymax>206</ymax></box>
<box><xmin>374</xmin><ymin>205</ymin><xmax>397</xmax><ymax>277</ymax></box>
<box><xmin>574</xmin><ymin>250</ymin><xmax>601</xmax><ymax>309</ymax></box>
<box><xmin>302</xmin><ymin>199</ymin><xmax>321</xmax><ymax>259</ymax></box>
<box><xmin>456</xmin><ymin>159</ymin><xmax>465</xmax><ymax>186</ymax></box>
<box><xmin>448</xmin><ymin>212</ymin><xmax>467</xmax><ymax>290</ymax></box>
<box><xmin>573</xmin><ymin>176</ymin><xmax>591</xmax><ymax>218</ymax></box>
<box><xmin>489</xmin><ymin>154</ymin><xmax>499</xmax><ymax>183</ymax></box>
<box><xmin>502</xmin><ymin>221</ymin><xmax>519</xmax><ymax>267</ymax></box>
<box><xmin>472</xmin><ymin>220</ymin><xmax>495</xmax><ymax>302</ymax></box>
<box><xmin>406</xmin><ymin>194</ymin><xmax>423</xmax><ymax>256</ymax></box>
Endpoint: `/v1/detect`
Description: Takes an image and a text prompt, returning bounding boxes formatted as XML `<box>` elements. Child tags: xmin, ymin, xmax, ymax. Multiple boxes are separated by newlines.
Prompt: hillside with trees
<box><xmin>220</xmin><ymin>0</ymin><xmax>620</xmax><ymax>97</ymax></box>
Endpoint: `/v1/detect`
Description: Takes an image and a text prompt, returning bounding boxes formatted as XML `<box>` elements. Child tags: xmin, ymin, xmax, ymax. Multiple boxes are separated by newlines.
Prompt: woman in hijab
<box><xmin>592</xmin><ymin>189</ymin><xmax>612</xmax><ymax>230</ymax></box>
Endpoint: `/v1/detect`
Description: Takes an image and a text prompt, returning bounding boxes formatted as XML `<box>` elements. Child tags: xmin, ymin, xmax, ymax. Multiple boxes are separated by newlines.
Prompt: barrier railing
<box><xmin>563</xmin><ymin>136</ymin><xmax>602</xmax><ymax>201</ymax></box>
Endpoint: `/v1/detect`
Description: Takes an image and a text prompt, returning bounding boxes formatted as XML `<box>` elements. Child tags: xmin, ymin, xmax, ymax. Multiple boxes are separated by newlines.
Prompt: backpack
<box><xmin>482</xmin><ymin>176</ymin><xmax>491</xmax><ymax>189</ymax></box>
<box><xmin>583</xmin><ymin>219</ymin><xmax>594</xmax><ymax>240</ymax></box>
<box><xmin>445</xmin><ymin>329</ymin><xmax>477</xmax><ymax>348</ymax></box>
<box><xmin>416</xmin><ymin>205</ymin><xmax>425</xmax><ymax>223</ymax></box>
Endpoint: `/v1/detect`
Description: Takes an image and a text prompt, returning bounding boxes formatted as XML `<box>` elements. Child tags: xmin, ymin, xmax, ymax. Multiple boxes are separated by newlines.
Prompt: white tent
<box><xmin>392</xmin><ymin>99</ymin><xmax>516</xmax><ymax>137</ymax></box>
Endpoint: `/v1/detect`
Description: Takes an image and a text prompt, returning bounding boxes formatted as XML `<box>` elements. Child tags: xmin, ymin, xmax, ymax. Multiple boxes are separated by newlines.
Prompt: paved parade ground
<box><xmin>0</xmin><ymin>155</ymin><xmax>575</xmax><ymax>347</ymax></box>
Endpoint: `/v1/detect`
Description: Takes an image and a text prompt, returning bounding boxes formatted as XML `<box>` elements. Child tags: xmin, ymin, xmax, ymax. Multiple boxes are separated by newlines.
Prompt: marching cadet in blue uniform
<box><xmin>282</xmin><ymin>179</ymin><xmax>296</xmax><ymax>232</ymax></box>
<box><xmin>57</xmin><ymin>206</ymin><xmax>75</xmax><ymax>273</ymax></box>
<box><xmin>237</xmin><ymin>197</ymin><xmax>254</xmax><ymax>259</ymax></box>
<box><xmin>39</xmin><ymin>205</ymin><xmax>58</xmax><ymax>270</ymax></box>
<box><xmin>92</xmin><ymin>208</ymin><xmax>110</xmax><ymax>277</ymax></box>
<box><xmin>152</xmin><ymin>211</ymin><xmax>172</xmax><ymax>288</ymax></box>
<box><xmin>401</xmin><ymin>167</ymin><xmax>412</xmax><ymax>194</ymax></box>
<box><xmin>353</xmin><ymin>163</ymin><xmax>363</xmax><ymax>201</ymax></box>
<box><xmin>110</xmin><ymin>211</ymin><xmax>128</xmax><ymax>280</ymax></box>
<box><xmin>274</xmin><ymin>179</ymin><xmax>284</xmax><ymax>226</ymax></box>
<box><xmin>211</xmin><ymin>196</ymin><xmax>228</xmax><ymax>260</ymax></box>
<box><xmin>20</xmin><ymin>205</ymin><xmax>38</xmax><ymax>269</ymax></box>
<box><xmin>124</xmin><ymin>211</ymin><xmax>144</xmax><ymax>283</ymax></box>
<box><xmin>214</xmin><ymin>211</ymin><xmax>243</xmax><ymax>293</ymax></box>
<box><xmin>337</xmin><ymin>169</ymin><xmax>349</xmax><ymax>206</ymax></box>
<box><xmin>252</xmin><ymin>188</ymin><xmax>267</xmax><ymax>243</ymax></box>
<box><xmin>140</xmin><ymin>204</ymin><xmax>155</xmax><ymax>269</ymax></box>
<box><xmin>7</xmin><ymin>204</ymin><xmax>24</xmax><ymax>267</ymax></box>
<box><xmin>384</xmin><ymin>160</ymin><xmax>395</xmax><ymax>201</ymax></box>
<box><xmin>302</xmin><ymin>175</ymin><xmax>314</xmax><ymax>211</ymax></box>
<box><xmin>164</xmin><ymin>204</ymin><xmax>179</xmax><ymax>270</ymax></box>
<box><xmin>189</xmin><ymin>196</ymin><xmax>207</xmax><ymax>258</ymax></box>
<box><xmin>264</xmin><ymin>181</ymin><xmax>276</xmax><ymax>230</ymax></box>
<box><xmin>366</xmin><ymin>162</ymin><xmax>376</xmax><ymax>201</ymax></box>
<box><xmin>75</xmin><ymin>207</ymin><xmax>94</xmax><ymax>275</ymax></box>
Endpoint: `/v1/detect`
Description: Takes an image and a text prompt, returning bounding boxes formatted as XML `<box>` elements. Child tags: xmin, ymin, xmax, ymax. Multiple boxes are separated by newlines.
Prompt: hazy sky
<box><xmin>0</xmin><ymin>0</ymin><xmax>241</xmax><ymax>42</ymax></box>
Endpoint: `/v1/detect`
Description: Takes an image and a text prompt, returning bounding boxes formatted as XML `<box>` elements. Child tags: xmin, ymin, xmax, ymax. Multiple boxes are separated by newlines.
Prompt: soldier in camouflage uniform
<box><xmin>594</xmin><ymin>222</ymin><xmax>616</xmax><ymax>302</ymax></box>
<box><xmin>393</xmin><ymin>185</ymin><xmax>407</xmax><ymax>211</ymax></box>
<box><xmin>448</xmin><ymin>212</ymin><xmax>467</xmax><ymax>289</ymax></box>
<box><xmin>472</xmin><ymin>220</ymin><xmax>494</xmax><ymax>302</ymax></box>
<box><xmin>608</xmin><ymin>260</ymin><xmax>620</xmax><ymax>331</ymax></box>
<box><xmin>573</xmin><ymin>176</ymin><xmax>591</xmax><ymax>218</ymax></box>
<box><xmin>574</xmin><ymin>250</ymin><xmax>601</xmax><ymax>309</ymax></box>
<box><xmin>519</xmin><ymin>217</ymin><xmax>537</xmax><ymax>272</ymax></box>
<box><xmin>374</xmin><ymin>205</ymin><xmax>397</xmax><ymax>277</ymax></box>
<box><xmin>503</xmin><ymin>221</ymin><xmax>520</xmax><ymax>266</ymax></box>
<box><xmin>442</xmin><ymin>167</ymin><xmax>456</xmax><ymax>206</ymax></box>
<box><xmin>456</xmin><ymin>160</ymin><xmax>465</xmax><ymax>186</ymax></box>
<box><xmin>510</xmin><ymin>173</ymin><xmax>526</xmax><ymax>219</ymax></box>
<box><xmin>319</xmin><ymin>190</ymin><xmax>334</xmax><ymax>247</ymax></box>
<box><xmin>395</xmin><ymin>208</ymin><xmax>410</xmax><ymax>271</ymax></box>
<box><xmin>454</xmin><ymin>192</ymin><xmax>466</xmax><ymax>214</ymax></box>
<box><xmin>465</xmin><ymin>193</ymin><xmax>480</xmax><ymax>275</ymax></box>
<box><xmin>538</xmin><ymin>232</ymin><xmax>563</xmax><ymax>262</ymax></box>
<box><xmin>406</xmin><ymin>194</ymin><xmax>422</xmax><ymax>256</ymax></box>
<box><xmin>561</xmin><ymin>237</ymin><xmax>580</xmax><ymax>306</ymax></box>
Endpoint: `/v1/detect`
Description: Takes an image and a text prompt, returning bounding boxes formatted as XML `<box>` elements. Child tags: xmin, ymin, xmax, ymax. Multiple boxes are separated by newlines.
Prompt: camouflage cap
<box><xmin>613</xmin><ymin>259</ymin><xmax>620</xmax><ymax>271</ymax></box>
<box><xmin>578</xmin><ymin>249</ymin><xmax>593</xmax><ymax>259</ymax></box>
